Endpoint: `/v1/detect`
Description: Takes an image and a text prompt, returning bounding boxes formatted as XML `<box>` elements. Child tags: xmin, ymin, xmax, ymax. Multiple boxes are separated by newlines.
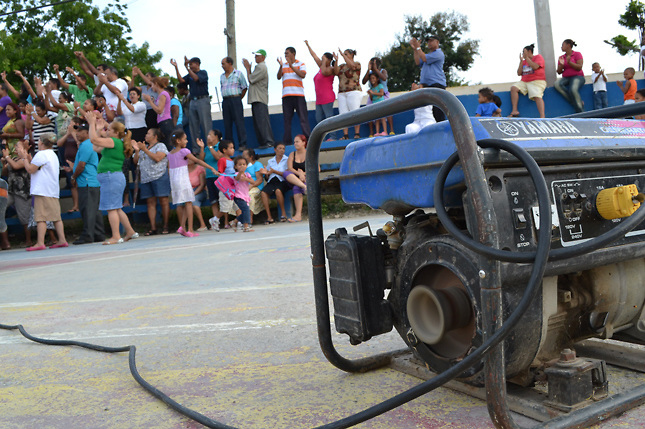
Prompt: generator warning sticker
<box><xmin>478</xmin><ymin>118</ymin><xmax>645</xmax><ymax>139</ymax></box>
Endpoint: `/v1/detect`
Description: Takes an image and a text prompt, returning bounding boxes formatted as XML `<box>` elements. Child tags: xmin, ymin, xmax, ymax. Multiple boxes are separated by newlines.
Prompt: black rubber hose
<box><xmin>0</xmin><ymin>323</ymin><xmax>236</xmax><ymax>429</ymax></box>
<box><xmin>434</xmin><ymin>138</ymin><xmax>645</xmax><ymax>263</ymax></box>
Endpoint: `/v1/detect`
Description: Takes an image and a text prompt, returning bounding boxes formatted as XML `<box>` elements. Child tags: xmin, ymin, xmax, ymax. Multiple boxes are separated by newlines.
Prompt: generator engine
<box><xmin>324</xmin><ymin>116</ymin><xmax>645</xmax><ymax>387</ymax></box>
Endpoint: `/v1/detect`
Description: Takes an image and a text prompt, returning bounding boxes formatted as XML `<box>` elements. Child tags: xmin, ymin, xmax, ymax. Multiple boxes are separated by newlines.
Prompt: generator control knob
<box><xmin>596</xmin><ymin>184</ymin><xmax>642</xmax><ymax>220</ymax></box>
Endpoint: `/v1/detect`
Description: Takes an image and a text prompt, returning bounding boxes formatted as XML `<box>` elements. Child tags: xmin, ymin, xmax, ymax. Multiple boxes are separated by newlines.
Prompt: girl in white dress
<box><xmin>166</xmin><ymin>130</ymin><xmax>217</xmax><ymax>237</ymax></box>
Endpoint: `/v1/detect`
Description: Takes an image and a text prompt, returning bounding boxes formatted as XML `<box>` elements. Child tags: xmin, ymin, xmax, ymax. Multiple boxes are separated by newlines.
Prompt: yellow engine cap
<box><xmin>596</xmin><ymin>184</ymin><xmax>640</xmax><ymax>220</ymax></box>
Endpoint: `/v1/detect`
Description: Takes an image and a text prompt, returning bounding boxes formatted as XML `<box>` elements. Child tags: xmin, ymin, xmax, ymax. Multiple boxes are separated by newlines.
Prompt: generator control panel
<box><xmin>485</xmin><ymin>166</ymin><xmax>645</xmax><ymax>252</ymax></box>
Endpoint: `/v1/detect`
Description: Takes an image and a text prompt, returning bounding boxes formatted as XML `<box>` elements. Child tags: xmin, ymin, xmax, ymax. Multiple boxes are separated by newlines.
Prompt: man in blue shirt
<box><xmin>411</xmin><ymin>35</ymin><xmax>447</xmax><ymax>122</ymax></box>
<box><xmin>220</xmin><ymin>56</ymin><xmax>248</xmax><ymax>150</ymax></box>
<box><xmin>71</xmin><ymin>120</ymin><xmax>105</xmax><ymax>244</ymax></box>
<box><xmin>171</xmin><ymin>56</ymin><xmax>211</xmax><ymax>153</ymax></box>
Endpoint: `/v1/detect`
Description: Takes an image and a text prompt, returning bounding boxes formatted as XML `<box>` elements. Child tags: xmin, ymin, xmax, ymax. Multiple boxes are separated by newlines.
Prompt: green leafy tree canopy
<box><xmin>0</xmin><ymin>0</ymin><xmax>162</xmax><ymax>89</ymax></box>
<box><xmin>605</xmin><ymin>1</ymin><xmax>645</xmax><ymax>59</ymax></box>
<box><xmin>378</xmin><ymin>12</ymin><xmax>480</xmax><ymax>91</ymax></box>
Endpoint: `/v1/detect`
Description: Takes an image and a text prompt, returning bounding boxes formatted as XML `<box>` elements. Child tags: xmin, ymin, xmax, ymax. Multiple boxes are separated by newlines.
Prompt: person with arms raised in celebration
<box><xmin>85</xmin><ymin>112</ymin><xmax>139</xmax><ymax>245</ymax></box>
<box><xmin>304</xmin><ymin>41</ymin><xmax>337</xmax><ymax>129</ymax></box>
<box><xmin>171</xmin><ymin>56</ymin><xmax>211</xmax><ymax>152</ymax></box>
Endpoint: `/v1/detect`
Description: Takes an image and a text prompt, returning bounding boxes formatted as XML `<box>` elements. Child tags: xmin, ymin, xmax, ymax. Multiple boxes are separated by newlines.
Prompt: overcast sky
<box><xmin>99</xmin><ymin>0</ymin><xmax>639</xmax><ymax>109</ymax></box>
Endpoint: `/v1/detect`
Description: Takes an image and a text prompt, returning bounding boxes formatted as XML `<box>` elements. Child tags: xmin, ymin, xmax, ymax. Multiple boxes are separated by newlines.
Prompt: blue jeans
<box><xmin>593</xmin><ymin>91</ymin><xmax>608</xmax><ymax>110</ymax></box>
<box><xmin>554</xmin><ymin>76</ymin><xmax>585</xmax><ymax>112</ymax></box>
<box><xmin>188</xmin><ymin>96</ymin><xmax>212</xmax><ymax>153</ymax></box>
<box><xmin>315</xmin><ymin>102</ymin><xmax>334</xmax><ymax>123</ymax></box>
<box><xmin>315</xmin><ymin>102</ymin><xmax>338</xmax><ymax>139</ymax></box>
<box><xmin>234</xmin><ymin>197</ymin><xmax>250</xmax><ymax>224</ymax></box>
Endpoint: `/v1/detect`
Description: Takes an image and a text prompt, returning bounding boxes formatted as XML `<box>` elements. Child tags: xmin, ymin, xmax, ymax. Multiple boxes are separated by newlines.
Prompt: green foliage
<box><xmin>619</xmin><ymin>0</ymin><xmax>645</xmax><ymax>30</ymax></box>
<box><xmin>610</xmin><ymin>1</ymin><xmax>645</xmax><ymax>58</ymax></box>
<box><xmin>378</xmin><ymin>12</ymin><xmax>479</xmax><ymax>91</ymax></box>
<box><xmin>0</xmin><ymin>0</ymin><xmax>162</xmax><ymax>89</ymax></box>
<box><xmin>609</xmin><ymin>35</ymin><xmax>639</xmax><ymax>56</ymax></box>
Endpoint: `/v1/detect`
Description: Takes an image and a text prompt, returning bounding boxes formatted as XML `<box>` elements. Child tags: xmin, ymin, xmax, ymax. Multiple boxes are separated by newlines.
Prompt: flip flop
<box><xmin>280</xmin><ymin>216</ymin><xmax>287</xmax><ymax>222</ymax></box>
<box><xmin>288</xmin><ymin>218</ymin><xmax>302</xmax><ymax>223</ymax></box>
<box><xmin>102</xmin><ymin>238</ymin><xmax>124</xmax><ymax>245</ymax></box>
<box><xmin>161</xmin><ymin>227</ymin><xmax>169</xmax><ymax>235</ymax></box>
<box><xmin>124</xmin><ymin>232</ymin><xmax>140</xmax><ymax>242</ymax></box>
<box><xmin>264</xmin><ymin>219</ymin><xmax>275</xmax><ymax>225</ymax></box>
<box><xmin>26</xmin><ymin>245</ymin><xmax>47</xmax><ymax>251</ymax></box>
<box><xmin>49</xmin><ymin>242</ymin><xmax>69</xmax><ymax>249</ymax></box>
<box><xmin>145</xmin><ymin>229</ymin><xmax>158</xmax><ymax>236</ymax></box>
<box><xmin>508</xmin><ymin>112</ymin><xmax>520</xmax><ymax>117</ymax></box>
<box><xmin>67</xmin><ymin>208</ymin><xmax>79</xmax><ymax>213</ymax></box>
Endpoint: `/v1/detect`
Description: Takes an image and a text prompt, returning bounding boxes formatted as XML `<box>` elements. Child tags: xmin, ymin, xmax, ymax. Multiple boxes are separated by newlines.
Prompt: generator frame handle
<box><xmin>306</xmin><ymin>88</ymin><xmax>517</xmax><ymax>426</ymax></box>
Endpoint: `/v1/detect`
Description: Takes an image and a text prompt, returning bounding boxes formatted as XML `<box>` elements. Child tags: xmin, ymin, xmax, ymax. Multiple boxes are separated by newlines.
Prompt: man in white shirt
<box><xmin>74</xmin><ymin>52</ymin><xmax>128</xmax><ymax>114</ymax></box>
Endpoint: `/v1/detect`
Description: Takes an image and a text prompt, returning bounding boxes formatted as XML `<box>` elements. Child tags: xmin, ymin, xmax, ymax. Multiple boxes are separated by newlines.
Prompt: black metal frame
<box><xmin>305</xmin><ymin>88</ymin><xmax>645</xmax><ymax>428</ymax></box>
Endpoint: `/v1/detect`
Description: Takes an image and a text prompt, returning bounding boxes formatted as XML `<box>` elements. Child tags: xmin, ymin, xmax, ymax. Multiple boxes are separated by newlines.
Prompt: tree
<box><xmin>378</xmin><ymin>12</ymin><xmax>479</xmax><ymax>91</ymax></box>
<box><xmin>0</xmin><ymin>0</ymin><xmax>162</xmax><ymax>90</ymax></box>
<box><xmin>605</xmin><ymin>1</ymin><xmax>645</xmax><ymax>66</ymax></box>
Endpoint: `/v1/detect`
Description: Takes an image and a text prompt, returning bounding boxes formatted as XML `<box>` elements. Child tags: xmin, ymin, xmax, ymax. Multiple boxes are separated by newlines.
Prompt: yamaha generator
<box><xmin>306</xmin><ymin>89</ymin><xmax>645</xmax><ymax>428</ymax></box>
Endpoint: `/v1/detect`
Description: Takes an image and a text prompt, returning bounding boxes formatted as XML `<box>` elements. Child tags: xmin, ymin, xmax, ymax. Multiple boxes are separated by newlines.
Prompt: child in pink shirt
<box><xmin>232</xmin><ymin>156</ymin><xmax>255</xmax><ymax>232</ymax></box>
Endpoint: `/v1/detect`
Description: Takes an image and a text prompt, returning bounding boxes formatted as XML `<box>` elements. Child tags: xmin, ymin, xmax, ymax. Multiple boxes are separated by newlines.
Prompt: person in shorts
<box><xmin>133</xmin><ymin>128</ymin><xmax>171</xmax><ymax>235</ymax></box>
<box><xmin>16</xmin><ymin>133</ymin><xmax>68</xmax><ymax>251</ymax></box>
<box><xmin>509</xmin><ymin>43</ymin><xmax>546</xmax><ymax>118</ymax></box>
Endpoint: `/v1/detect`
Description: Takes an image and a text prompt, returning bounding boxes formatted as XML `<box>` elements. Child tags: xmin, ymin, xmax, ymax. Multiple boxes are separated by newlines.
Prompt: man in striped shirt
<box><xmin>220</xmin><ymin>57</ymin><xmax>248</xmax><ymax>150</ymax></box>
<box><xmin>277</xmin><ymin>47</ymin><xmax>311</xmax><ymax>145</ymax></box>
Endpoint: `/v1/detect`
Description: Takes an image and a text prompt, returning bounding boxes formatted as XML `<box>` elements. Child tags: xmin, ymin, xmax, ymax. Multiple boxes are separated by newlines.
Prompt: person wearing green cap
<box><xmin>243</xmin><ymin>50</ymin><xmax>275</xmax><ymax>149</ymax></box>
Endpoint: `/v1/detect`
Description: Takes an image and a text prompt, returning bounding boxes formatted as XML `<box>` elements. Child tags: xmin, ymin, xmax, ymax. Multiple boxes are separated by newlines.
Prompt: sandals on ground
<box><xmin>161</xmin><ymin>227</ymin><xmax>169</xmax><ymax>235</ymax></box>
<box><xmin>145</xmin><ymin>229</ymin><xmax>158</xmax><ymax>236</ymax></box>
<box><xmin>264</xmin><ymin>219</ymin><xmax>275</xmax><ymax>225</ymax></box>
<box><xmin>280</xmin><ymin>216</ymin><xmax>287</xmax><ymax>222</ymax></box>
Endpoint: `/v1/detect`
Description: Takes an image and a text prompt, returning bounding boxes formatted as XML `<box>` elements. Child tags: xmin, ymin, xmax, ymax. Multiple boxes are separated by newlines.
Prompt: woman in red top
<box><xmin>509</xmin><ymin>44</ymin><xmax>547</xmax><ymax>118</ymax></box>
<box><xmin>554</xmin><ymin>39</ymin><xmax>585</xmax><ymax>113</ymax></box>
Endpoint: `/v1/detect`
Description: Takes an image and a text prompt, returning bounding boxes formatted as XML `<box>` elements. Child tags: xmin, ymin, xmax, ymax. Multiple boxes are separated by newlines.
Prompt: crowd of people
<box><xmin>507</xmin><ymin>39</ymin><xmax>642</xmax><ymax>118</ymax></box>
<box><xmin>0</xmin><ymin>35</ymin><xmax>642</xmax><ymax>250</ymax></box>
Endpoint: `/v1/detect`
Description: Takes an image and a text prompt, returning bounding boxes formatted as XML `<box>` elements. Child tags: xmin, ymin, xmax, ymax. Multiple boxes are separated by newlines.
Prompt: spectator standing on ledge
<box><xmin>410</xmin><ymin>35</ymin><xmax>447</xmax><ymax>122</ymax></box>
<box><xmin>277</xmin><ymin>47</ymin><xmax>311</xmax><ymax>145</ymax></box>
<box><xmin>617</xmin><ymin>67</ymin><xmax>637</xmax><ymax>105</ymax></box>
<box><xmin>171</xmin><ymin>56</ymin><xmax>211</xmax><ymax>153</ymax></box>
<box><xmin>335</xmin><ymin>48</ymin><xmax>362</xmax><ymax>139</ymax></box>
<box><xmin>220</xmin><ymin>57</ymin><xmax>248</xmax><ymax>150</ymax></box>
<box><xmin>591</xmin><ymin>62</ymin><xmax>608</xmax><ymax>110</ymax></box>
<box><xmin>243</xmin><ymin>49</ymin><xmax>275</xmax><ymax>149</ymax></box>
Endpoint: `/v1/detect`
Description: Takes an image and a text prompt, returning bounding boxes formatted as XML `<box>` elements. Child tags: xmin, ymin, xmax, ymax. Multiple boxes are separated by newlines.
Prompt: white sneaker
<box><xmin>209</xmin><ymin>216</ymin><xmax>220</xmax><ymax>232</ymax></box>
<box><xmin>237</xmin><ymin>221</ymin><xmax>243</xmax><ymax>230</ymax></box>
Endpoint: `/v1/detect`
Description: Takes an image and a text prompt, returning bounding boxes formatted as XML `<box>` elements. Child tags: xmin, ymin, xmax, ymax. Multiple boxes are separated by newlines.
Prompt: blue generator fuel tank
<box><xmin>338</xmin><ymin>117</ymin><xmax>645</xmax><ymax>215</ymax></box>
